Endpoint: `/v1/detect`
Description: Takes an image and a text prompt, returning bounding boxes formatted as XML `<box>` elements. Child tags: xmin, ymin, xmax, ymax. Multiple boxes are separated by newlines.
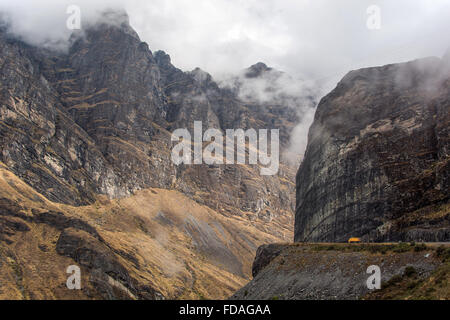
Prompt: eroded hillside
<box><xmin>0</xmin><ymin>10</ymin><xmax>313</xmax><ymax>299</ymax></box>
<box><xmin>0</xmin><ymin>161</ymin><xmax>290</xmax><ymax>299</ymax></box>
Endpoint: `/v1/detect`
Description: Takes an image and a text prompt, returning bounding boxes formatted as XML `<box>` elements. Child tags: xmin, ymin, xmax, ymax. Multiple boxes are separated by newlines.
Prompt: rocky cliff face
<box><xmin>0</xmin><ymin>10</ymin><xmax>317</xmax><ymax>299</ymax></box>
<box><xmin>295</xmin><ymin>57</ymin><xmax>450</xmax><ymax>242</ymax></box>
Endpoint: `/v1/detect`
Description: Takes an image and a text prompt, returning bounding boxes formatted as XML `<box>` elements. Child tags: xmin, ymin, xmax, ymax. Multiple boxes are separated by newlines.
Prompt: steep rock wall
<box><xmin>295</xmin><ymin>57</ymin><xmax>450</xmax><ymax>242</ymax></box>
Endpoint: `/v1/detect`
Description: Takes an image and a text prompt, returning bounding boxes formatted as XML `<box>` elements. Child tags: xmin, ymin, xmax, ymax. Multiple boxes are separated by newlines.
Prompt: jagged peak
<box><xmin>100</xmin><ymin>9</ymin><xmax>130</xmax><ymax>24</ymax></box>
<box><xmin>81</xmin><ymin>9</ymin><xmax>140</xmax><ymax>41</ymax></box>
<box><xmin>154</xmin><ymin>50</ymin><xmax>172</xmax><ymax>65</ymax></box>
<box><xmin>245</xmin><ymin>62</ymin><xmax>273</xmax><ymax>78</ymax></box>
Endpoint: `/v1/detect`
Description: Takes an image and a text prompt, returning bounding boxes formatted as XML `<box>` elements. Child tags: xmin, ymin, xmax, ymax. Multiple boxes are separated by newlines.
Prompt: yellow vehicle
<box><xmin>348</xmin><ymin>237</ymin><xmax>362</xmax><ymax>244</ymax></box>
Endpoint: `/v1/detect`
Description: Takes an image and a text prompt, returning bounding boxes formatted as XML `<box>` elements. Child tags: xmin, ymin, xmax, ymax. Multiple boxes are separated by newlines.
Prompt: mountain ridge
<box><xmin>0</xmin><ymin>10</ymin><xmax>313</xmax><ymax>299</ymax></box>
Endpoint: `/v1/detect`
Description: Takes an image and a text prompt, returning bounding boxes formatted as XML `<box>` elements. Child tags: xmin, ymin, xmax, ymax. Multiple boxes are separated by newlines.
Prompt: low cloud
<box><xmin>1</xmin><ymin>0</ymin><xmax>449</xmax><ymax>80</ymax></box>
<box><xmin>0</xmin><ymin>1</ymin><xmax>126</xmax><ymax>50</ymax></box>
<box><xmin>218</xmin><ymin>65</ymin><xmax>322</xmax><ymax>164</ymax></box>
<box><xmin>1</xmin><ymin>0</ymin><xmax>449</xmax><ymax>165</ymax></box>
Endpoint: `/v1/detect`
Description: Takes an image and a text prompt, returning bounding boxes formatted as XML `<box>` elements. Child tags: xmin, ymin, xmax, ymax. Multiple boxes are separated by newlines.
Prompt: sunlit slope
<box><xmin>0</xmin><ymin>161</ymin><xmax>288</xmax><ymax>299</ymax></box>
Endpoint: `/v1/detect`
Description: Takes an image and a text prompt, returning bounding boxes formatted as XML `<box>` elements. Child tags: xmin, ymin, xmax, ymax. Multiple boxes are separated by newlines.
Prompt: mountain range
<box><xmin>0</xmin><ymin>10</ymin><xmax>314</xmax><ymax>299</ymax></box>
<box><xmin>0</xmin><ymin>9</ymin><xmax>448</xmax><ymax>300</ymax></box>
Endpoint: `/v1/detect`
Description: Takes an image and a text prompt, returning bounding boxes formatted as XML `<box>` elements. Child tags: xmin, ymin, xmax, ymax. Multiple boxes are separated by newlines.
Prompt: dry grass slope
<box><xmin>0</xmin><ymin>161</ymin><xmax>290</xmax><ymax>300</ymax></box>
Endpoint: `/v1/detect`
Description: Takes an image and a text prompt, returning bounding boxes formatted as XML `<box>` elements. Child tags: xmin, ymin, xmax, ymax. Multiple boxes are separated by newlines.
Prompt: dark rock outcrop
<box><xmin>0</xmin><ymin>10</ymin><xmax>315</xmax><ymax>299</ymax></box>
<box><xmin>295</xmin><ymin>56</ymin><xmax>450</xmax><ymax>242</ymax></box>
<box><xmin>251</xmin><ymin>244</ymin><xmax>285</xmax><ymax>277</ymax></box>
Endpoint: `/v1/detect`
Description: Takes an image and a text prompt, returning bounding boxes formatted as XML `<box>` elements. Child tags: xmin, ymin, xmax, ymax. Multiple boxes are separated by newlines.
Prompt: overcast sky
<box><xmin>1</xmin><ymin>0</ymin><xmax>450</xmax><ymax>83</ymax></box>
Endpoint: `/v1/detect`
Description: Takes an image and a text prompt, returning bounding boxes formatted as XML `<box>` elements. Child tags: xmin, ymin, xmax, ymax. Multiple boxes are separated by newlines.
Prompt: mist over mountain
<box><xmin>0</xmin><ymin>9</ymin><xmax>307</xmax><ymax>299</ymax></box>
<box><xmin>217</xmin><ymin>62</ymin><xmax>321</xmax><ymax>164</ymax></box>
<box><xmin>0</xmin><ymin>2</ymin><xmax>449</xmax><ymax>302</ymax></box>
<box><xmin>296</xmin><ymin>55</ymin><xmax>450</xmax><ymax>243</ymax></box>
